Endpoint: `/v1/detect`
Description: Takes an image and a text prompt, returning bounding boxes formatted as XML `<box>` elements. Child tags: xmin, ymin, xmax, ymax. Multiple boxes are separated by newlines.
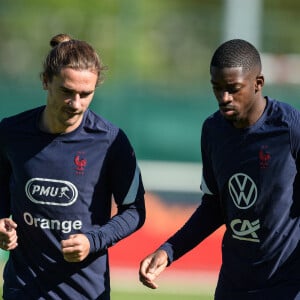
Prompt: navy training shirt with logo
<box><xmin>160</xmin><ymin>97</ymin><xmax>300</xmax><ymax>299</ymax></box>
<box><xmin>0</xmin><ymin>106</ymin><xmax>145</xmax><ymax>300</ymax></box>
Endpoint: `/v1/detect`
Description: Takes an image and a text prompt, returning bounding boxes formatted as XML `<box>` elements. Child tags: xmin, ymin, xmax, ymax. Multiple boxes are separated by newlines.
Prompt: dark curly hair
<box><xmin>210</xmin><ymin>39</ymin><xmax>261</xmax><ymax>72</ymax></box>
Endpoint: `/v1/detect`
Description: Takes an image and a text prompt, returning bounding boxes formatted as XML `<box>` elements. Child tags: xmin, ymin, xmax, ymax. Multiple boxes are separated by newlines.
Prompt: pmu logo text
<box><xmin>25</xmin><ymin>178</ymin><xmax>78</xmax><ymax>206</ymax></box>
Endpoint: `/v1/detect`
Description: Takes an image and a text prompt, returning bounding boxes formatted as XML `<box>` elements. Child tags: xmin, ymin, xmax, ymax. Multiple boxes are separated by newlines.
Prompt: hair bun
<box><xmin>50</xmin><ymin>33</ymin><xmax>72</xmax><ymax>48</ymax></box>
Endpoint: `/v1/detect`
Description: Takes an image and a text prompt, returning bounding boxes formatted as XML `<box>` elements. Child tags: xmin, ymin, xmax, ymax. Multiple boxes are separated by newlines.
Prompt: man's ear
<box><xmin>42</xmin><ymin>74</ymin><xmax>48</xmax><ymax>90</ymax></box>
<box><xmin>255</xmin><ymin>74</ymin><xmax>264</xmax><ymax>92</ymax></box>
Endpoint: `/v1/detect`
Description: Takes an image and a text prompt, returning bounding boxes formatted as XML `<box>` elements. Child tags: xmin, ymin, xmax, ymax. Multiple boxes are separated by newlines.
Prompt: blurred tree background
<box><xmin>1</xmin><ymin>0</ymin><xmax>300</xmax><ymax>162</ymax></box>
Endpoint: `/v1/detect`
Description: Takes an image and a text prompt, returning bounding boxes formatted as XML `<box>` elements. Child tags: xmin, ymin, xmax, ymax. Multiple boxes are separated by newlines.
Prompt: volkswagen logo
<box><xmin>228</xmin><ymin>173</ymin><xmax>257</xmax><ymax>209</ymax></box>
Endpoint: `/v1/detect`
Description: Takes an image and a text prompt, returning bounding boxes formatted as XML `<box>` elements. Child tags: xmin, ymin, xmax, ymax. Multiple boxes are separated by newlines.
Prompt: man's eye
<box><xmin>62</xmin><ymin>90</ymin><xmax>72</xmax><ymax>95</ymax></box>
<box><xmin>80</xmin><ymin>93</ymin><xmax>90</xmax><ymax>98</ymax></box>
<box><xmin>228</xmin><ymin>87</ymin><xmax>239</xmax><ymax>94</ymax></box>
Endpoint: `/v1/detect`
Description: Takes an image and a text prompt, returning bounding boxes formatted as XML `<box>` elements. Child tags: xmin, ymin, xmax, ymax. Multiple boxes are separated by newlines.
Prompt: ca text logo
<box><xmin>230</xmin><ymin>219</ymin><xmax>260</xmax><ymax>242</ymax></box>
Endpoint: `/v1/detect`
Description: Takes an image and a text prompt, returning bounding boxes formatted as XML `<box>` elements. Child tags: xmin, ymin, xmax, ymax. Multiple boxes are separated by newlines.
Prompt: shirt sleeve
<box><xmin>200</xmin><ymin>118</ymin><xmax>220</xmax><ymax>196</ymax></box>
<box><xmin>0</xmin><ymin>119</ymin><xmax>11</xmax><ymax>218</ymax></box>
<box><xmin>159</xmin><ymin>121</ymin><xmax>224</xmax><ymax>264</ymax></box>
<box><xmin>85</xmin><ymin>129</ymin><xmax>146</xmax><ymax>253</ymax></box>
<box><xmin>159</xmin><ymin>195</ymin><xmax>223</xmax><ymax>264</ymax></box>
<box><xmin>289</xmin><ymin>107</ymin><xmax>300</xmax><ymax>164</ymax></box>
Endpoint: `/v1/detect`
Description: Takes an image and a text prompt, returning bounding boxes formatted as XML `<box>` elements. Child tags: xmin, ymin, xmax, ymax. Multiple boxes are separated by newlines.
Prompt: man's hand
<box><xmin>61</xmin><ymin>234</ymin><xmax>90</xmax><ymax>262</ymax></box>
<box><xmin>0</xmin><ymin>218</ymin><xmax>18</xmax><ymax>251</ymax></box>
<box><xmin>139</xmin><ymin>249</ymin><xmax>168</xmax><ymax>289</ymax></box>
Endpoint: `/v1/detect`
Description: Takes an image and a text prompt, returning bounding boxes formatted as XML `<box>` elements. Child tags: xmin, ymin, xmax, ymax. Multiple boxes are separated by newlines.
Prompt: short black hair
<box><xmin>210</xmin><ymin>39</ymin><xmax>261</xmax><ymax>72</ymax></box>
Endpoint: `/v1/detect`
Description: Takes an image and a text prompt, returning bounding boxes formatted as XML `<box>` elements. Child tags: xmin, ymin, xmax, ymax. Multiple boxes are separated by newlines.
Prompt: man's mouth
<box><xmin>63</xmin><ymin>108</ymin><xmax>80</xmax><ymax>116</ymax></box>
<box><xmin>219</xmin><ymin>105</ymin><xmax>236</xmax><ymax>117</ymax></box>
<box><xmin>219</xmin><ymin>105</ymin><xmax>235</xmax><ymax>112</ymax></box>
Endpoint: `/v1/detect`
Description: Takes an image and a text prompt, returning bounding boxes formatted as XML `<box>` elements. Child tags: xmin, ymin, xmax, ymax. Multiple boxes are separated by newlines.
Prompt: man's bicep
<box><xmin>0</xmin><ymin>149</ymin><xmax>11</xmax><ymax>217</ymax></box>
<box><xmin>108</xmin><ymin>130</ymin><xmax>145</xmax><ymax>206</ymax></box>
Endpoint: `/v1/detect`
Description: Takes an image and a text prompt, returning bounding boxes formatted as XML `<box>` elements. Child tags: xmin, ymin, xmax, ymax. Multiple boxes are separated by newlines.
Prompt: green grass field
<box><xmin>109</xmin><ymin>269</ymin><xmax>215</xmax><ymax>300</ymax></box>
<box><xmin>0</xmin><ymin>259</ymin><xmax>215</xmax><ymax>299</ymax></box>
<box><xmin>0</xmin><ymin>289</ymin><xmax>212</xmax><ymax>300</ymax></box>
<box><xmin>111</xmin><ymin>290</ymin><xmax>212</xmax><ymax>299</ymax></box>
<box><xmin>0</xmin><ymin>283</ymin><xmax>213</xmax><ymax>299</ymax></box>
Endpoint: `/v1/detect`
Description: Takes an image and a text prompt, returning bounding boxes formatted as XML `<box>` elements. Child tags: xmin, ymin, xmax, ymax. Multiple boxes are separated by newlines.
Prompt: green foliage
<box><xmin>0</xmin><ymin>0</ymin><xmax>221</xmax><ymax>85</ymax></box>
<box><xmin>1</xmin><ymin>0</ymin><xmax>300</xmax><ymax>84</ymax></box>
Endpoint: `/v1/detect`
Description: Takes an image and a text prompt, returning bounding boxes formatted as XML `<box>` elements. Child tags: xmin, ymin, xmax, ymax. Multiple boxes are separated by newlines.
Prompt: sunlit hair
<box><xmin>41</xmin><ymin>33</ymin><xmax>106</xmax><ymax>85</ymax></box>
<box><xmin>210</xmin><ymin>39</ymin><xmax>262</xmax><ymax>72</ymax></box>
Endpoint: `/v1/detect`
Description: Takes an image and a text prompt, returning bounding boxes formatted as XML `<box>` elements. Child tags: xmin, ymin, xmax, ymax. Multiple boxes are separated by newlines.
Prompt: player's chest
<box><xmin>210</xmin><ymin>129</ymin><xmax>292</xmax><ymax>182</ymax></box>
<box><xmin>9</xmin><ymin>138</ymin><xmax>109</xmax><ymax>179</ymax></box>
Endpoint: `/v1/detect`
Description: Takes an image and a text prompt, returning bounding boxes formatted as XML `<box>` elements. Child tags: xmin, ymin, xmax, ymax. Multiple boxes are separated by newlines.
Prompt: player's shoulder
<box><xmin>0</xmin><ymin>106</ymin><xmax>44</xmax><ymax>131</ymax></box>
<box><xmin>267</xmin><ymin>97</ymin><xmax>300</xmax><ymax>124</ymax></box>
<box><xmin>83</xmin><ymin>109</ymin><xmax>121</xmax><ymax>139</ymax></box>
<box><xmin>268</xmin><ymin>97</ymin><xmax>297</xmax><ymax>111</ymax></box>
<box><xmin>84</xmin><ymin>110</ymin><xmax>133</xmax><ymax>153</ymax></box>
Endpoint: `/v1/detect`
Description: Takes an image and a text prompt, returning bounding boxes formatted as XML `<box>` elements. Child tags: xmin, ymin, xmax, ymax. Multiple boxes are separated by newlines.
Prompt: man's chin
<box><xmin>222</xmin><ymin>113</ymin><xmax>237</xmax><ymax>122</ymax></box>
<box><xmin>61</xmin><ymin>116</ymin><xmax>83</xmax><ymax>131</ymax></box>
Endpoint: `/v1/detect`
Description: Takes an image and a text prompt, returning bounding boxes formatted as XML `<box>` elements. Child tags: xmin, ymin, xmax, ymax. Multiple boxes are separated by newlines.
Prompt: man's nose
<box><xmin>69</xmin><ymin>94</ymin><xmax>81</xmax><ymax>109</ymax></box>
<box><xmin>221</xmin><ymin>91</ymin><xmax>233</xmax><ymax>102</ymax></box>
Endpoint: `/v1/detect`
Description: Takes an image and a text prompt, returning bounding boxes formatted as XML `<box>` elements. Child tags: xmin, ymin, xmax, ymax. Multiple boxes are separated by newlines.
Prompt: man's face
<box><xmin>210</xmin><ymin>66</ymin><xmax>263</xmax><ymax>128</ymax></box>
<box><xmin>43</xmin><ymin>68</ymin><xmax>98</xmax><ymax>133</ymax></box>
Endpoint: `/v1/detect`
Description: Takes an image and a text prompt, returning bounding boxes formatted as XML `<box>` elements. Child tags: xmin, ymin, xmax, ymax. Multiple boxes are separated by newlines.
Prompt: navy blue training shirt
<box><xmin>160</xmin><ymin>97</ymin><xmax>300</xmax><ymax>299</ymax></box>
<box><xmin>0</xmin><ymin>106</ymin><xmax>145</xmax><ymax>300</ymax></box>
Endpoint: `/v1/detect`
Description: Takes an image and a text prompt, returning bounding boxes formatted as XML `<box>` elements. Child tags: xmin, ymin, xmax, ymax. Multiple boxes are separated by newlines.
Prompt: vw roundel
<box><xmin>25</xmin><ymin>178</ymin><xmax>78</xmax><ymax>206</ymax></box>
<box><xmin>228</xmin><ymin>173</ymin><xmax>257</xmax><ymax>209</ymax></box>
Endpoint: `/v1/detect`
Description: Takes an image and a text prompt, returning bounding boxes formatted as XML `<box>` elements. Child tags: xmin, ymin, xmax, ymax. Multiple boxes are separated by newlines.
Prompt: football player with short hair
<box><xmin>139</xmin><ymin>39</ymin><xmax>300</xmax><ymax>299</ymax></box>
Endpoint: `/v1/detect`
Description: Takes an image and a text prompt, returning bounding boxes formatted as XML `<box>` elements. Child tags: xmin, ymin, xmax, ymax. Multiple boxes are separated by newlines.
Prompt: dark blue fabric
<box><xmin>0</xmin><ymin>106</ymin><xmax>145</xmax><ymax>299</ymax></box>
<box><xmin>160</xmin><ymin>98</ymin><xmax>300</xmax><ymax>298</ymax></box>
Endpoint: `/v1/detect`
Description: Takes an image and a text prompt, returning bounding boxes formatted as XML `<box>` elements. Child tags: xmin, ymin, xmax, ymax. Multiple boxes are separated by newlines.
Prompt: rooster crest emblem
<box><xmin>259</xmin><ymin>146</ymin><xmax>270</xmax><ymax>169</ymax></box>
<box><xmin>74</xmin><ymin>154</ymin><xmax>87</xmax><ymax>173</ymax></box>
